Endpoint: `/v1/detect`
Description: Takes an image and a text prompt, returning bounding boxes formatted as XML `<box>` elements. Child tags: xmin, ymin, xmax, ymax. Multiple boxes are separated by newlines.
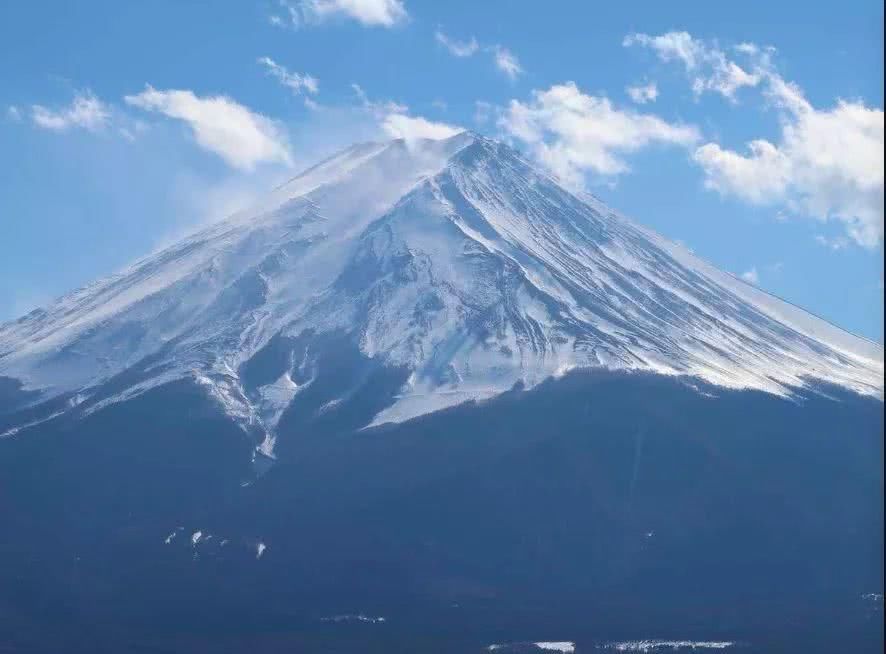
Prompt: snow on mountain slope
<box><xmin>0</xmin><ymin>132</ymin><xmax>882</xmax><ymax>452</ymax></box>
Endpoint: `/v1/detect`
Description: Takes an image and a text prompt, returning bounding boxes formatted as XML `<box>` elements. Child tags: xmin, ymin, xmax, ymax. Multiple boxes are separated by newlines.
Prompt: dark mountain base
<box><xmin>0</xmin><ymin>370</ymin><xmax>882</xmax><ymax>653</ymax></box>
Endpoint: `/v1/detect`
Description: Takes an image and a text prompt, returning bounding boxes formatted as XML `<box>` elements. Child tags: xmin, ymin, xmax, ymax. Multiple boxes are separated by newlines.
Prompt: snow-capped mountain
<box><xmin>1</xmin><ymin>131</ymin><xmax>882</xmax><ymax>455</ymax></box>
<box><xmin>2</xmin><ymin>132</ymin><xmax>884</xmax><ymax>654</ymax></box>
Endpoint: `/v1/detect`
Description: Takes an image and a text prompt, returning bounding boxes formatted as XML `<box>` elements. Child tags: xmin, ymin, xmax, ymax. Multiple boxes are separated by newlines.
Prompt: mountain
<box><xmin>0</xmin><ymin>132</ymin><xmax>881</xmax><ymax>454</ymax></box>
<box><xmin>0</xmin><ymin>133</ymin><xmax>883</xmax><ymax>653</ymax></box>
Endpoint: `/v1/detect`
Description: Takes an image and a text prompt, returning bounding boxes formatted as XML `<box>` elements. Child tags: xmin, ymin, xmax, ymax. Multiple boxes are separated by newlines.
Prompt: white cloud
<box><xmin>7</xmin><ymin>105</ymin><xmax>22</xmax><ymax>121</ymax></box>
<box><xmin>435</xmin><ymin>29</ymin><xmax>479</xmax><ymax>57</ymax></box>
<box><xmin>491</xmin><ymin>45</ymin><xmax>523</xmax><ymax>80</ymax></box>
<box><xmin>434</xmin><ymin>31</ymin><xmax>523</xmax><ymax>81</ymax></box>
<box><xmin>117</xmin><ymin>125</ymin><xmax>140</xmax><ymax>142</ymax></box>
<box><xmin>381</xmin><ymin>113</ymin><xmax>462</xmax><ymax>141</ymax></box>
<box><xmin>814</xmin><ymin>234</ymin><xmax>852</xmax><ymax>250</ymax></box>
<box><xmin>270</xmin><ymin>0</ymin><xmax>407</xmax><ymax>28</ymax></box>
<box><xmin>474</xmin><ymin>100</ymin><xmax>493</xmax><ymax>125</ymax></box>
<box><xmin>268</xmin><ymin>1</ymin><xmax>299</xmax><ymax>27</ymax></box>
<box><xmin>694</xmin><ymin>84</ymin><xmax>884</xmax><ymax>248</ymax></box>
<box><xmin>258</xmin><ymin>56</ymin><xmax>319</xmax><ymax>95</ymax></box>
<box><xmin>309</xmin><ymin>0</ymin><xmax>407</xmax><ymax>26</ymax></box>
<box><xmin>626</xmin><ymin>82</ymin><xmax>659</xmax><ymax>104</ymax></box>
<box><xmin>624</xmin><ymin>31</ymin><xmax>704</xmax><ymax>69</ymax></box>
<box><xmin>740</xmin><ymin>267</ymin><xmax>759</xmax><ymax>284</ymax></box>
<box><xmin>124</xmin><ymin>85</ymin><xmax>292</xmax><ymax>170</ymax></box>
<box><xmin>694</xmin><ymin>139</ymin><xmax>790</xmax><ymax>203</ymax></box>
<box><xmin>499</xmin><ymin>82</ymin><xmax>700</xmax><ymax>187</ymax></box>
<box><xmin>31</xmin><ymin>90</ymin><xmax>111</xmax><ymax>132</ymax></box>
<box><xmin>628</xmin><ymin>29</ymin><xmax>885</xmax><ymax>248</ymax></box>
<box><xmin>692</xmin><ymin>59</ymin><xmax>760</xmax><ymax>99</ymax></box>
<box><xmin>624</xmin><ymin>31</ymin><xmax>760</xmax><ymax>101</ymax></box>
<box><xmin>349</xmin><ymin>83</ymin><xmax>461</xmax><ymax>142</ymax></box>
<box><xmin>351</xmin><ymin>83</ymin><xmax>407</xmax><ymax>116</ymax></box>
<box><xmin>735</xmin><ymin>42</ymin><xmax>760</xmax><ymax>56</ymax></box>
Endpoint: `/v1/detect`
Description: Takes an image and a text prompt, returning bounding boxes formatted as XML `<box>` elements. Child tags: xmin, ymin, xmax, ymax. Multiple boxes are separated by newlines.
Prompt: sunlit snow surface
<box><xmin>534</xmin><ymin>643</ymin><xmax>575</xmax><ymax>653</ymax></box>
<box><xmin>320</xmin><ymin>614</ymin><xmax>386</xmax><ymax>624</ymax></box>
<box><xmin>599</xmin><ymin>641</ymin><xmax>734</xmax><ymax>652</ymax></box>
<box><xmin>1</xmin><ymin>133</ymin><xmax>882</xmax><ymax>453</ymax></box>
<box><xmin>488</xmin><ymin>643</ymin><xmax>575</xmax><ymax>653</ymax></box>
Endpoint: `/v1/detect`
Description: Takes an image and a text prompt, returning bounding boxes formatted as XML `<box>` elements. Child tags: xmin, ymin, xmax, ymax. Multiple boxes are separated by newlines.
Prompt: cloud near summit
<box><xmin>125</xmin><ymin>86</ymin><xmax>293</xmax><ymax>171</ymax></box>
<box><xmin>625</xmin><ymin>30</ymin><xmax>884</xmax><ymax>248</ymax></box>
<box><xmin>499</xmin><ymin>81</ymin><xmax>700</xmax><ymax>187</ymax></box>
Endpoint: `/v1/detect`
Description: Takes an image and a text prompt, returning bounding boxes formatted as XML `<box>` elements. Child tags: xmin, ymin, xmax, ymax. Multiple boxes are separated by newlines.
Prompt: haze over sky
<box><xmin>1</xmin><ymin>0</ymin><xmax>883</xmax><ymax>341</ymax></box>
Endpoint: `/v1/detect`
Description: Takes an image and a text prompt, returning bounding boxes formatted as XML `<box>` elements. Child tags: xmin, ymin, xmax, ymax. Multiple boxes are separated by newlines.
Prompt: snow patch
<box><xmin>0</xmin><ymin>410</ymin><xmax>65</xmax><ymax>438</ymax></box>
<box><xmin>535</xmin><ymin>643</ymin><xmax>576</xmax><ymax>653</ymax></box>
<box><xmin>320</xmin><ymin>614</ymin><xmax>386</xmax><ymax>624</ymax></box>
<box><xmin>600</xmin><ymin>641</ymin><xmax>734</xmax><ymax>652</ymax></box>
<box><xmin>487</xmin><ymin>643</ymin><xmax>575</xmax><ymax>653</ymax></box>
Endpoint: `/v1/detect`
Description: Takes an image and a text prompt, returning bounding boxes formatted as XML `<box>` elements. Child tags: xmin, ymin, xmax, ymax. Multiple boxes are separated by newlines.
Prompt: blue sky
<box><xmin>1</xmin><ymin>0</ymin><xmax>883</xmax><ymax>341</ymax></box>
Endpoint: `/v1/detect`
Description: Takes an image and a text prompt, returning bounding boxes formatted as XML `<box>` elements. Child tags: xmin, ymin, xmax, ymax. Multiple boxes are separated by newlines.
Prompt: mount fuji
<box><xmin>0</xmin><ymin>132</ymin><xmax>881</xmax><ymax>454</ymax></box>
<box><xmin>0</xmin><ymin>133</ymin><xmax>883</xmax><ymax>653</ymax></box>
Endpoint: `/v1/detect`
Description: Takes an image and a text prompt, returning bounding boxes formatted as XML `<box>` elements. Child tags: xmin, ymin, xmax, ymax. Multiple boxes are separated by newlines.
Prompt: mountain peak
<box><xmin>1</xmin><ymin>135</ymin><xmax>881</xmax><ymax>452</ymax></box>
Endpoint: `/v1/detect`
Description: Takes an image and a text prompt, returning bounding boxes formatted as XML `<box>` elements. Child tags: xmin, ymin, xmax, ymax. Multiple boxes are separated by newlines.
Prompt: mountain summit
<box><xmin>1</xmin><ymin>132</ymin><xmax>882</xmax><ymax>454</ymax></box>
<box><xmin>2</xmin><ymin>132</ymin><xmax>883</xmax><ymax>653</ymax></box>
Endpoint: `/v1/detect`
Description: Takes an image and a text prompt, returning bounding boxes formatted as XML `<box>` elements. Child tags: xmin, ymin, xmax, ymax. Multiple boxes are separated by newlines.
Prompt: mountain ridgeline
<box><xmin>0</xmin><ymin>133</ymin><xmax>882</xmax><ymax>653</ymax></box>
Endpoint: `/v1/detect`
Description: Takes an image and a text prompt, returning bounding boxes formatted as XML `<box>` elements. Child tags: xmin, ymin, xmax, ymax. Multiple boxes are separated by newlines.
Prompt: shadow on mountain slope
<box><xmin>0</xmin><ymin>369</ymin><xmax>882</xmax><ymax>653</ymax></box>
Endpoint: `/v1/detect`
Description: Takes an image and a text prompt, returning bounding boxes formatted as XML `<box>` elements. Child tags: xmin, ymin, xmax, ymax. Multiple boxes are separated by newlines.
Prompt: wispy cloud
<box><xmin>693</xmin><ymin>56</ymin><xmax>884</xmax><ymax>248</ymax></box>
<box><xmin>628</xmin><ymin>30</ymin><xmax>885</xmax><ymax>248</ymax></box>
<box><xmin>491</xmin><ymin>45</ymin><xmax>523</xmax><ymax>80</ymax></box>
<box><xmin>626</xmin><ymin>81</ymin><xmax>659</xmax><ymax>104</ymax></box>
<box><xmin>624</xmin><ymin>31</ymin><xmax>761</xmax><ymax>101</ymax></box>
<box><xmin>349</xmin><ymin>83</ymin><xmax>461</xmax><ymax>142</ymax></box>
<box><xmin>269</xmin><ymin>0</ymin><xmax>407</xmax><ymax>29</ymax></box>
<box><xmin>381</xmin><ymin>113</ymin><xmax>462</xmax><ymax>141</ymax></box>
<box><xmin>474</xmin><ymin>100</ymin><xmax>493</xmax><ymax>125</ymax></box>
<box><xmin>814</xmin><ymin>234</ymin><xmax>852</xmax><ymax>250</ymax></box>
<box><xmin>434</xmin><ymin>29</ymin><xmax>479</xmax><ymax>57</ymax></box>
<box><xmin>499</xmin><ymin>82</ymin><xmax>699</xmax><ymax>187</ymax></box>
<box><xmin>258</xmin><ymin>56</ymin><xmax>319</xmax><ymax>95</ymax></box>
<box><xmin>124</xmin><ymin>85</ymin><xmax>292</xmax><ymax>170</ymax></box>
<box><xmin>268</xmin><ymin>0</ymin><xmax>301</xmax><ymax>28</ymax></box>
<box><xmin>738</xmin><ymin>262</ymin><xmax>781</xmax><ymax>285</ymax></box>
<box><xmin>31</xmin><ymin>90</ymin><xmax>111</xmax><ymax>132</ymax></box>
<box><xmin>351</xmin><ymin>82</ymin><xmax>407</xmax><ymax>115</ymax></box>
<box><xmin>740</xmin><ymin>267</ymin><xmax>759</xmax><ymax>284</ymax></box>
<box><xmin>434</xmin><ymin>30</ymin><xmax>523</xmax><ymax>80</ymax></box>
